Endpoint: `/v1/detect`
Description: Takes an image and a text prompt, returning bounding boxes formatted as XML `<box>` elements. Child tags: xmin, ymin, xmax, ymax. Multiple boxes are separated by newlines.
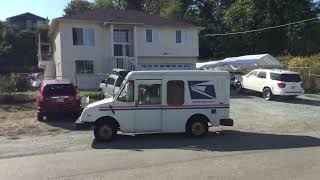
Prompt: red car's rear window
<box><xmin>43</xmin><ymin>84</ymin><xmax>76</xmax><ymax>97</ymax></box>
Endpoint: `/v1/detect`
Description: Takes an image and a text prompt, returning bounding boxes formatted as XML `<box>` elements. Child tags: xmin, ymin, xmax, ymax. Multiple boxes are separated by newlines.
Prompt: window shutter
<box><xmin>153</xmin><ymin>30</ymin><xmax>160</xmax><ymax>43</ymax></box>
<box><xmin>176</xmin><ymin>30</ymin><xmax>182</xmax><ymax>43</ymax></box>
<box><xmin>181</xmin><ymin>31</ymin><xmax>187</xmax><ymax>43</ymax></box>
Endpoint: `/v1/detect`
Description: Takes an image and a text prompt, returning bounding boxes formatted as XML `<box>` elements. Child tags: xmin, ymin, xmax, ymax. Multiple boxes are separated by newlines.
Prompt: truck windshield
<box><xmin>270</xmin><ymin>73</ymin><xmax>301</xmax><ymax>82</ymax></box>
<box><xmin>44</xmin><ymin>84</ymin><xmax>76</xmax><ymax>97</ymax></box>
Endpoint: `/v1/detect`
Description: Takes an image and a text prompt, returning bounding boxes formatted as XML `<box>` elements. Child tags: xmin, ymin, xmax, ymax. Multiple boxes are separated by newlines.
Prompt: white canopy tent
<box><xmin>197</xmin><ymin>54</ymin><xmax>283</xmax><ymax>70</ymax></box>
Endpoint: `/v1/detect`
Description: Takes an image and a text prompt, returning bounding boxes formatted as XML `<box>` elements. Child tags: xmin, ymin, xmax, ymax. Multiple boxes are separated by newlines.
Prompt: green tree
<box><xmin>92</xmin><ymin>0</ymin><xmax>115</xmax><ymax>9</ymax></box>
<box><xmin>144</xmin><ymin>0</ymin><xmax>173</xmax><ymax>14</ymax></box>
<box><xmin>64</xmin><ymin>0</ymin><xmax>92</xmax><ymax>15</ymax></box>
<box><xmin>0</xmin><ymin>25</ymin><xmax>38</xmax><ymax>73</ymax></box>
<box><xmin>223</xmin><ymin>0</ymin><xmax>319</xmax><ymax>56</ymax></box>
<box><xmin>160</xmin><ymin>0</ymin><xmax>184</xmax><ymax>20</ymax></box>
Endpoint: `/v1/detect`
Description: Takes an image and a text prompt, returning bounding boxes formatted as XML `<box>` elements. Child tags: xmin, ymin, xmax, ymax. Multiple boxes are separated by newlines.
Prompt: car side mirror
<box><xmin>101</xmin><ymin>79</ymin><xmax>106</xmax><ymax>83</ymax></box>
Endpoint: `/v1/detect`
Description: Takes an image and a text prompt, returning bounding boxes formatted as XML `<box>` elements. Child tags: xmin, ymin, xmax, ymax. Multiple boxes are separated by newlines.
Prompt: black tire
<box><xmin>262</xmin><ymin>87</ymin><xmax>273</xmax><ymax>101</ymax></box>
<box><xmin>235</xmin><ymin>82</ymin><xmax>243</xmax><ymax>94</ymax></box>
<box><xmin>37</xmin><ymin>112</ymin><xmax>44</xmax><ymax>121</ymax></box>
<box><xmin>94</xmin><ymin>122</ymin><xmax>116</xmax><ymax>142</ymax></box>
<box><xmin>186</xmin><ymin>117</ymin><xmax>208</xmax><ymax>137</ymax></box>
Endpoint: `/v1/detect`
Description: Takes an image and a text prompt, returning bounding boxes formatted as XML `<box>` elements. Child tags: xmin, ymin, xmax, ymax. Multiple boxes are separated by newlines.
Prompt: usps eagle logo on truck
<box><xmin>188</xmin><ymin>81</ymin><xmax>216</xmax><ymax>99</ymax></box>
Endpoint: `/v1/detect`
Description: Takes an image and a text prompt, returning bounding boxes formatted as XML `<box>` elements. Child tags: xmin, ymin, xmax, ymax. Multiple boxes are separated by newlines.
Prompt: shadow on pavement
<box><xmin>43</xmin><ymin>115</ymin><xmax>90</xmax><ymax>131</ymax></box>
<box><xmin>91</xmin><ymin>130</ymin><xmax>320</xmax><ymax>152</ymax></box>
<box><xmin>273</xmin><ymin>97</ymin><xmax>320</xmax><ymax>106</ymax></box>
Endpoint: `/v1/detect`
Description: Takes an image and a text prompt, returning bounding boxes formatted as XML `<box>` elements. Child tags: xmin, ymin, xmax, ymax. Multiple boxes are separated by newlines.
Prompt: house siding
<box><xmin>53</xmin><ymin>29</ymin><xmax>62</xmax><ymax>78</ymax></box>
<box><xmin>58</xmin><ymin>21</ymin><xmax>112</xmax><ymax>78</ymax></box>
<box><xmin>49</xmin><ymin>20</ymin><xmax>200</xmax><ymax>89</ymax></box>
<box><xmin>137</xmin><ymin>26</ymin><xmax>199</xmax><ymax>57</ymax></box>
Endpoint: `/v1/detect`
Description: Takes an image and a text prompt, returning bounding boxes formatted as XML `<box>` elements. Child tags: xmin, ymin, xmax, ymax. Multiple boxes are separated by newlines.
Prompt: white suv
<box><xmin>235</xmin><ymin>69</ymin><xmax>304</xmax><ymax>100</ymax></box>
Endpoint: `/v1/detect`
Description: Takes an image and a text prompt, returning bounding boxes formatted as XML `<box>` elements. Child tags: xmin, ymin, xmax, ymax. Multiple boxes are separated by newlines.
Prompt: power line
<box><xmin>206</xmin><ymin>17</ymin><xmax>320</xmax><ymax>37</ymax></box>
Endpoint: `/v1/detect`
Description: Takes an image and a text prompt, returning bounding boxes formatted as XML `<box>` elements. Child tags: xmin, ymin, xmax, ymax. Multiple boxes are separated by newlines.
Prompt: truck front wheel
<box><xmin>94</xmin><ymin>123</ymin><xmax>115</xmax><ymax>141</ymax></box>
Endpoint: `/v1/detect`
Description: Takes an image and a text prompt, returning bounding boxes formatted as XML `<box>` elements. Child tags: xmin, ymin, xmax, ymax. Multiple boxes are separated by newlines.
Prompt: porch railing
<box><xmin>112</xmin><ymin>56</ymin><xmax>144</xmax><ymax>71</ymax></box>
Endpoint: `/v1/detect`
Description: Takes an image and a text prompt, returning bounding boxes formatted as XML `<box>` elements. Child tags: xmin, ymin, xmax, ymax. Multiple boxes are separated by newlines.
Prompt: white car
<box><xmin>235</xmin><ymin>69</ymin><xmax>304</xmax><ymax>100</ymax></box>
<box><xmin>100</xmin><ymin>69</ymin><xmax>130</xmax><ymax>98</ymax></box>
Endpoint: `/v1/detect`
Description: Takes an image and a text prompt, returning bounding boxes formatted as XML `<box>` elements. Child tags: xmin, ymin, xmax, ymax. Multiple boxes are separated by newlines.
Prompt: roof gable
<box><xmin>7</xmin><ymin>12</ymin><xmax>46</xmax><ymax>21</ymax></box>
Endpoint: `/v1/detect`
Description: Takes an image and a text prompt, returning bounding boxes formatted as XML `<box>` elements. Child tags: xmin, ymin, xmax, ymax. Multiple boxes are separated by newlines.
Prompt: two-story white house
<box><xmin>38</xmin><ymin>9</ymin><xmax>201</xmax><ymax>89</ymax></box>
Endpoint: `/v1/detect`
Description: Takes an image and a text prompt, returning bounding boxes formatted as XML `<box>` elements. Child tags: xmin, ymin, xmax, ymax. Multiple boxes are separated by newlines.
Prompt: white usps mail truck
<box><xmin>76</xmin><ymin>70</ymin><xmax>233</xmax><ymax>141</ymax></box>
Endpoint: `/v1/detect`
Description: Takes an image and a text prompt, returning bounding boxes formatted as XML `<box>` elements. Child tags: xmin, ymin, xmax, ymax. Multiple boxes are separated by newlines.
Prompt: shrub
<box><xmin>278</xmin><ymin>55</ymin><xmax>320</xmax><ymax>90</ymax></box>
<box><xmin>0</xmin><ymin>73</ymin><xmax>31</xmax><ymax>95</ymax></box>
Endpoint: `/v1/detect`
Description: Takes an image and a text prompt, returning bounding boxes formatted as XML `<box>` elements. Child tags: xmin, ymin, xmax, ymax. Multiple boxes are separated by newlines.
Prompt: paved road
<box><xmin>0</xmin><ymin>95</ymin><xmax>319</xmax><ymax>179</ymax></box>
<box><xmin>1</xmin><ymin>134</ymin><xmax>320</xmax><ymax>180</ymax></box>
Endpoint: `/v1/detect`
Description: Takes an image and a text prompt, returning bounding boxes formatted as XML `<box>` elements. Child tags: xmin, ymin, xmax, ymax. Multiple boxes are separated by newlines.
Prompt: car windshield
<box><xmin>270</xmin><ymin>73</ymin><xmax>301</xmax><ymax>82</ymax></box>
<box><xmin>44</xmin><ymin>84</ymin><xmax>76</xmax><ymax>97</ymax></box>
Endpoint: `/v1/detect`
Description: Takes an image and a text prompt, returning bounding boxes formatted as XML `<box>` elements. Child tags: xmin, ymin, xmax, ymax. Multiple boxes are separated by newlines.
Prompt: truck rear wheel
<box><xmin>186</xmin><ymin>118</ymin><xmax>208</xmax><ymax>137</ymax></box>
<box><xmin>94</xmin><ymin>123</ymin><xmax>115</xmax><ymax>141</ymax></box>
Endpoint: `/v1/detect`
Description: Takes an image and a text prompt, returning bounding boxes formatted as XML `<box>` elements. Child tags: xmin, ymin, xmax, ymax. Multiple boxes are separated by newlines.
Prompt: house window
<box><xmin>75</xmin><ymin>60</ymin><xmax>94</xmax><ymax>74</ymax></box>
<box><xmin>146</xmin><ymin>29</ymin><xmax>152</xmax><ymax>42</ymax></box>
<box><xmin>113</xmin><ymin>29</ymin><xmax>128</xmax><ymax>43</ymax></box>
<box><xmin>114</xmin><ymin>44</ymin><xmax>130</xmax><ymax>56</ymax></box>
<box><xmin>176</xmin><ymin>30</ymin><xmax>187</xmax><ymax>43</ymax></box>
<box><xmin>73</xmin><ymin>28</ymin><xmax>95</xmax><ymax>46</ymax></box>
<box><xmin>167</xmin><ymin>81</ymin><xmax>184</xmax><ymax>106</ymax></box>
<box><xmin>146</xmin><ymin>29</ymin><xmax>159</xmax><ymax>43</ymax></box>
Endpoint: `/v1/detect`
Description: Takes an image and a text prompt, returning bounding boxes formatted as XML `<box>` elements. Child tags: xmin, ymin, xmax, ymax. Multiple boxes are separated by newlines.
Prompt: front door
<box><xmin>135</xmin><ymin>80</ymin><xmax>162</xmax><ymax>132</ymax></box>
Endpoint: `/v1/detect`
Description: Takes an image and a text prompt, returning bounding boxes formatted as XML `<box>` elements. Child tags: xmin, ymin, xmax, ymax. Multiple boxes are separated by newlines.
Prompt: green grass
<box><xmin>78</xmin><ymin>90</ymin><xmax>101</xmax><ymax>99</ymax></box>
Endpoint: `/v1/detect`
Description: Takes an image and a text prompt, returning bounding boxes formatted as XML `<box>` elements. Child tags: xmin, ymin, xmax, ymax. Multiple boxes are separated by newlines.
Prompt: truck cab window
<box><xmin>138</xmin><ymin>84</ymin><xmax>161</xmax><ymax>105</ymax></box>
<box><xmin>167</xmin><ymin>80</ymin><xmax>184</xmax><ymax>106</ymax></box>
<box><xmin>117</xmin><ymin>81</ymin><xmax>134</xmax><ymax>102</ymax></box>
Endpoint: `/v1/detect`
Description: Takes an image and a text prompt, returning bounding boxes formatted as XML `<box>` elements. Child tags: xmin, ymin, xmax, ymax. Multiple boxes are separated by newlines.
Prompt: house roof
<box><xmin>6</xmin><ymin>12</ymin><xmax>46</xmax><ymax>21</ymax></box>
<box><xmin>54</xmin><ymin>9</ymin><xmax>198</xmax><ymax>28</ymax></box>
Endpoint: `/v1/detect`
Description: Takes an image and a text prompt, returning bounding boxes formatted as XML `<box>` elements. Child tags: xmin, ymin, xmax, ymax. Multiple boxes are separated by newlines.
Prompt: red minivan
<box><xmin>37</xmin><ymin>80</ymin><xmax>82</xmax><ymax>121</ymax></box>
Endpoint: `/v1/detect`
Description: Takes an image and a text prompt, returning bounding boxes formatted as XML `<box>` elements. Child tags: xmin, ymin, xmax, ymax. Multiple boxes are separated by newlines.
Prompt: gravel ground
<box><xmin>0</xmin><ymin>102</ymin><xmax>70</xmax><ymax>139</ymax></box>
<box><xmin>0</xmin><ymin>93</ymin><xmax>319</xmax><ymax>159</ymax></box>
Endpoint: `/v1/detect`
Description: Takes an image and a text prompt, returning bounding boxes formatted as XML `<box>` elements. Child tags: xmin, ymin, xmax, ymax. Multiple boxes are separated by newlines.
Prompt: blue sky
<box><xmin>0</xmin><ymin>0</ymin><xmax>94</xmax><ymax>21</ymax></box>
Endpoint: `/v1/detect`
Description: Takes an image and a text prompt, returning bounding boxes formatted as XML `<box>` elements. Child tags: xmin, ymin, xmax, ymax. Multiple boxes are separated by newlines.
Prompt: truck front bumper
<box><xmin>220</xmin><ymin>119</ymin><xmax>234</xmax><ymax>126</ymax></box>
<box><xmin>75</xmin><ymin>118</ymin><xmax>94</xmax><ymax>129</ymax></box>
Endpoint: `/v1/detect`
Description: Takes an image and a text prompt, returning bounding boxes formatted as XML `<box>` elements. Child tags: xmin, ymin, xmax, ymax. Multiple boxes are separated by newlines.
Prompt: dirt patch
<box><xmin>0</xmin><ymin>102</ymin><xmax>68</xmax><ymax>139</ymax></box>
